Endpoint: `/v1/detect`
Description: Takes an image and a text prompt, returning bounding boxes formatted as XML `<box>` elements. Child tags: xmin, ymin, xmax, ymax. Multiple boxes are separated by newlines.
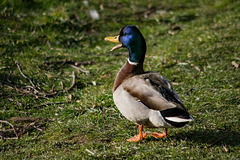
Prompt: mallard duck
<box><xmin>105</xmin><ymin>25</ymin><xmax>193</xmax><ymax>142</ymax></box>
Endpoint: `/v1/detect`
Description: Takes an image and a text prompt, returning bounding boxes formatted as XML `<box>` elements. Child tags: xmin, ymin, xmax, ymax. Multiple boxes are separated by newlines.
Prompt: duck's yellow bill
<box><xmin>104</xmin><ymin>35</ymin><xmax>119</xmax><ymax>43</ymax></box>
<box><xmin>104</xmin><ymin>35</ymin><xmax>122</xmax><ymax>51</ymax></box>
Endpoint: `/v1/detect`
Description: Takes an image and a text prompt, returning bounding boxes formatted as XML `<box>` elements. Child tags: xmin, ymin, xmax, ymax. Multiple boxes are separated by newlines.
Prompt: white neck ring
<box><xmin>128</xmin><ymin>58</ymin><xmax>138</xmax><ymax>65</ymax></box>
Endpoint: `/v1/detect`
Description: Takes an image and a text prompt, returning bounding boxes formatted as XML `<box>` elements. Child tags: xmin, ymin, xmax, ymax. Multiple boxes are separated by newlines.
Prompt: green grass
<box><xmin>0</xmin><ymin>0</ymin><xmax>240</xmax><ymax>159</ymax></box>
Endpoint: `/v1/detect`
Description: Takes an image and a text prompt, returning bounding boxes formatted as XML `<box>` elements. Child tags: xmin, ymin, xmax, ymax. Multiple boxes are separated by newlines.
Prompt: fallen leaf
<box><xmin>89</xmin><ymin>9</ymin><xmax>100</xmax><ymax>20</ymax></box>
<box><xmin>92</xmin><ymin>81</ymin><xmax>96</xmax><ymax>86</ymax></box>
<box><xmin>68</xmin><ymin>94</ymin><xmax>73</xmax><ymax>100</ymax></box>
<box><xmin>172</xmin><ymin>82</ymin><xmax>180</xmax><ymax>85</ymax></box>
<box><xmin>195</xmin><ymin>66</ymin><xmax>201</xmax><ymax>72</ymax></box>
<box><xmin>232</xmin><ymin>61</ymin><xmax>239</xmax><ymax>70</ymax></box>
<box><xmin>222</xmin><ymin>145</ymin><xmax>229</xmax><ymax>152</ymax></box>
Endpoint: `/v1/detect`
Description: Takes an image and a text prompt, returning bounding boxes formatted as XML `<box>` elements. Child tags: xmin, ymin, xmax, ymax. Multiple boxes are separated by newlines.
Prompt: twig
<box><xmin>3</xmin><ymin>64</ymin><xmax>79</xmax><ymax>98</ymax></box>
<box><xmin>86</xmin><ymin>148</ymin><xmax>95</xmax><ymax>156</ymax></box>
<box><xmin>42</xmin><ymin>91</ymin><xmax>58</xmax><ymax>97</ymax></box>
<box><xmin>7</xmin><ymin>70</ymin><xmax>13</xmax><ymax>83</ymax></box>
<box><xmin>24</xmin><ymin>85</ymin><xmax>39</xmax><ymax>94</ymax></box>
<box><xmin>69</xmin><ymin>64</ymin><xmax>90</xmax><ymax>74</ymax></box>
<box><xmin>8</xmin><ymin>98</ymin><xmax>22</xmax><ymax>107</ymax></box>
<box><xmin>208</xmin><ymin>138</ymin><xmax>222</xmax><ymax>147</ymax></box>
<box><xmin>0</xmin><ymin>132</ymin><xmax>4</xmax><ymax>140</ymax></box>
<box><xmin>66</xmin><ymin>71</ymin><xmax>76</xmax><ymax>91</ymax></box>
<box><xmin>0</xmin><ymin>120</ymin><xmax>19</xmax><ymax>140</ymax></box>
<box><xmin>29</xmin><ymin>122</ymin><xmax>43</xmax><ymax>132</ymax></box>
<box><xmin>60</xmin><ymin>81</ymin><xmax>64</xmax><ymax>90</ymax></box>
<box><xmin>0</xmin><ymin>80</ymin><xmax>15</xmax><ymax>88</ymax></box>
<box><xmin>74</xmin><ymin>61</ymin><xmax>93</xmax><ymax>66</ymax></box>
<box><xmin>0</xmin><ymin>80</ymin><xmax>49</xmax><ymax>99</ymax></box>
<box><xmin>15</xmin><ymin>62</ymin><xmax>36</xmax><ymax>88</ymax></box>
<box><xmin>50</xmin><ymin>84</ymin><xmax>56</xmax><ymax>92</ymax></box>
<box><xmin>32</xmin><ymin>125</ymin><xmax>43</xmax><ymax>132</ymax></box>
<box><xmin>44</xmin><ymin>60</ymin><xmax>93</xmax><ymax>66</ymax></box>
<box><xmin>32</xmin><ymin>102</ymin><xmax>68</xmax><ymax>108</ymax></box>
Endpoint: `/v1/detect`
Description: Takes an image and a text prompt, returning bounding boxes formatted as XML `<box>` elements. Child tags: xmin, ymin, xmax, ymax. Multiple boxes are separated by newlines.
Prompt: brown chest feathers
<box><xmin>113</xmin><ymin>61</ymin><xmax>144</xmax><ymax>92</ymax></box>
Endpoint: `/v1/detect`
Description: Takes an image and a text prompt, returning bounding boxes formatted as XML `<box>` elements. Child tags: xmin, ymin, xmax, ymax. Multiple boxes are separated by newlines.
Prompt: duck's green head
<box><xmin>105</xmin><ymin>25</ymin><xmax>146</xmax><ymax>64</ymax></box>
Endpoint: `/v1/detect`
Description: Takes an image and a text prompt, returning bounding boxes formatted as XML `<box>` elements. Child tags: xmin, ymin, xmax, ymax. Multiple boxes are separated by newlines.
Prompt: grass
<box><xmin>0</xmin><ymin>0</ymin><xmax>240</xmax><ymax>159</ymax></box>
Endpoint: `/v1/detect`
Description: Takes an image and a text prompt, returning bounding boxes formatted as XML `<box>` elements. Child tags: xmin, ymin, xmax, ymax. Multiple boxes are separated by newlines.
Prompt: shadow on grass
<box><xmin>142</xmin><ymin>128</ymin><xmax>240</xmax><ymax>147</ymax></box>
<box><xmin>176</xmin><ymin>129</ymin><xmax>240</xmax><ymax>147</ymax></box>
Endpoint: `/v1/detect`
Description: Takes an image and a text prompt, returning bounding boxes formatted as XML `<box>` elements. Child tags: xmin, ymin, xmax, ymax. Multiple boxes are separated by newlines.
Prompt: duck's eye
<box><xmin>123</xmin><ymin>33</ymin><xmax>127</xmax><ymax>36</ymax></box>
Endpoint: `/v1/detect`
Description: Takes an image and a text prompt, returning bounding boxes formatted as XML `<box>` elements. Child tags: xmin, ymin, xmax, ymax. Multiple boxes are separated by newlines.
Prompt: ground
<box><xmin>0</xmin><ymin>0</ymin><xmax>240</xmax><ymax>159</ymax></box>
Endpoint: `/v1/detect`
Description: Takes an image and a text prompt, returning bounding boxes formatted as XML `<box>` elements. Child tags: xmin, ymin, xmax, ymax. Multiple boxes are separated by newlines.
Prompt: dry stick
<box><xmin>69</xmin><ymin>64</ymin><xmax>90</xmax><ymax>74</ymax></box>
<box><xmin>42</xmin><ymin>89</ymin><xmax>58</xmax><ymax>96</ymax></box>
<box><xmin>7</xmin><ymin>70</ymin><xmax>13</xmax><ymax>83</ymax></box>
<box><xmin>32</xmin><ymin>125</ymin><xmax>43</xmax><ymax>132</ymax></box>
<box><xmin>60</xmin><ymin>81</ymin><xmax>64</xmax><ymax>90</ymax></box>
<box><xmin>0</xmin><ymin>120</ymin><xmax>19</xmax><ymax>140</ymax></box>
<box><xmin>0</xmin><ymin>80</ymin><xmax>48</xmax><ymax>99</ymax></box>
<box><xmin>74</xmin><ymin>61</ymin><xmax>93</xmax><ymax>66</ymax></box>
<box><xmin>4</xmin><ymin>63</ymin><xmax>78</xmax><ymax>98</ymax></box>
<box><xmin>44</xmin><ymin>60</ymin><xmax>93</xmax><ymax>66</ymax></box>
<box><xmin>15</xmin><ymin>62</ymin><xmax>62</xmax><ymax>97</ymax></box>
<box><xmin>29</xmin><ymin>122</ymin><xmax>43</xmax><ymax>132</ymax></box>
<box><xmin>8</xmin><ymin>98</ymin><xmax>23</xmax><ymax>107</ymax></box>
<box><xmin>0</xmin><ymin>80</ymin><xmax>15</xmax><ymax>88</ymax></box>
<box><xmin>24</xmin><ymin>85</ymin><xmax>39</xmax><ymax>94</ymax></box>
<box><xmin>50</xmin><ymin>84</ymin><xmax>56</xmax><ymax>92</ymax></box>
<box><xmin>32</xmin><ymin>102</ymin><xmax>68</xmax><ymax>108</ymax></box>
<box><xmin>15</xmin><ymin>62</ymin><xmax>36</xmax><ymax>88</ymax></box>
<box><xmin>66</xmin><ymin>71</ymin><xmax>76</xmax><ymax>91</ymax></box>
<box><xmin>208</xmin><ymin>138</ymin><xmax>222</xmax><ymax>147</ymax></box>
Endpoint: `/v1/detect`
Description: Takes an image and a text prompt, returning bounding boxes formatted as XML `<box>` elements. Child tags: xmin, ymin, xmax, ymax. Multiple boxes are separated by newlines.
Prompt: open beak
<box><xmin>104</xmin><ymin>35</ymin><xmax>122</xmax><ymax>51</ymax></box>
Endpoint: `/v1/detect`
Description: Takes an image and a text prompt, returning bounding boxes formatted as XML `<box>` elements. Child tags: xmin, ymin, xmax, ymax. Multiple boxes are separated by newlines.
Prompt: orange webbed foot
<box><xmin>151</xmin><ymin>128</ymin><xmax>167</xmax><ymax>138</ymax></box>
<box><xmin>126</xmin><ymin>133</ymin><xmax>147</xmax><ymax>142</ymax></box>
<box><xmin>127</xmin><ymin>124</ymin><xmax>147</xmax><ymax>142</ymax></box>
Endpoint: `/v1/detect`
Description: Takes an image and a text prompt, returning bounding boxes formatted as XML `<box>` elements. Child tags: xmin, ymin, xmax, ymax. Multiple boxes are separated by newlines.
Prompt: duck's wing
<box><xmin>122</xmin><ymin>72</ymin><xmax>186</xmax><ymax>112</ymax></box>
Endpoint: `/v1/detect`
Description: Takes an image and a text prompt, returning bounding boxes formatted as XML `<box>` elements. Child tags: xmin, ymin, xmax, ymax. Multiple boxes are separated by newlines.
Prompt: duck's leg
<box><xmin>151</xmin><ymin>128</ymin><xmax>167</xmax><ymax>138</ymax></box>
<box><xmin>126</xmin><ymin>124</ymin><xmax>147</xmax><ymax>142</ymax></box>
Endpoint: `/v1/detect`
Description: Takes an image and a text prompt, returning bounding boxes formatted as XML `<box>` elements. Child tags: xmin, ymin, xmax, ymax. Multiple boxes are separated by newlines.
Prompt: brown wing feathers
<box><xmin>122</xmin><ymin>72</ymin><xmax>186</xmax><ymax>112</ymax></box>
